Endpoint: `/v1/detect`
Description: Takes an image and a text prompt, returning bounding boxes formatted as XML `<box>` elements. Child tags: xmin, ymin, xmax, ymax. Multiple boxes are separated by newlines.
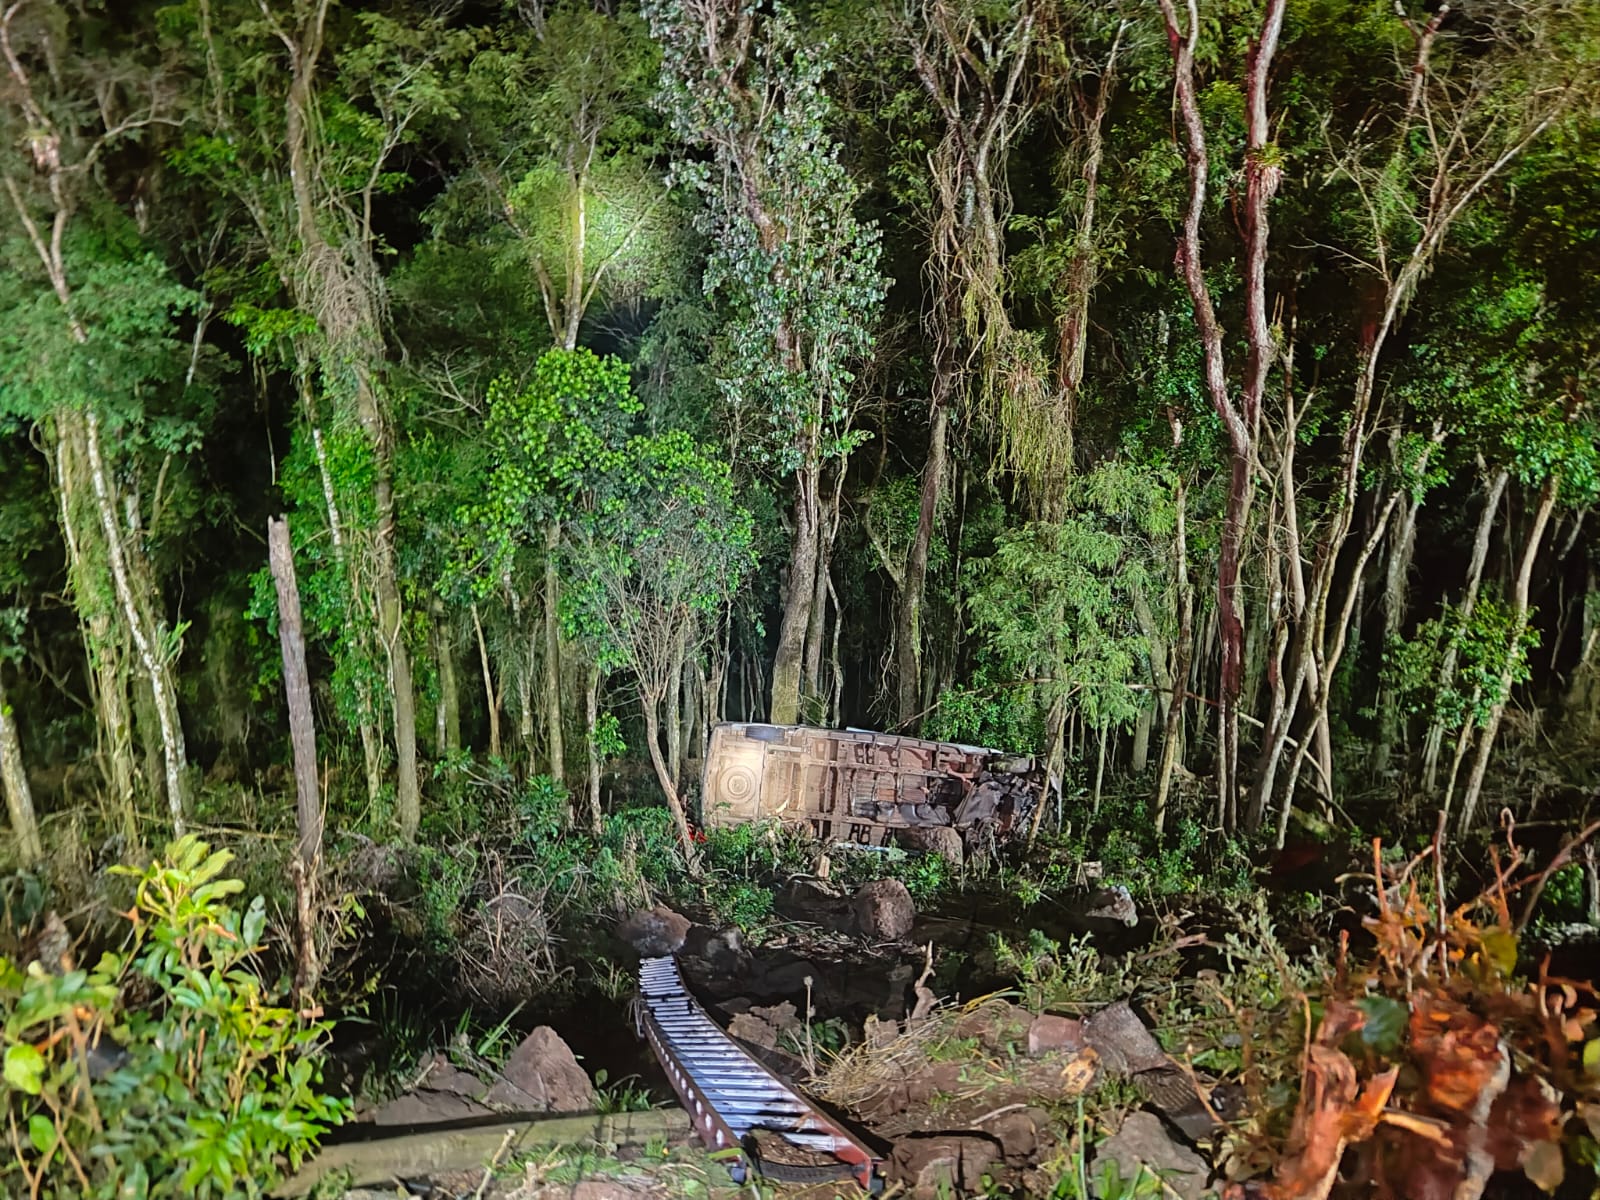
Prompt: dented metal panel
<box><xmin>701</xmin><ymin>722</ymin><xmax>1041</xmax><ymax>846</ymax></box>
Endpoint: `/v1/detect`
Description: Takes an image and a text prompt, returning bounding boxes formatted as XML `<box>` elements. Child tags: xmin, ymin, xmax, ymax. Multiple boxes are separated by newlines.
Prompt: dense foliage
<box><xmin>0</xmin><ymin>838</ymin><xmax>345</xmax><ymax>1198</ymax></box>
<box><xmin>0</xmin><ymin>0</ymin><xmax>1597</xmax><ymax>975</ymax></box>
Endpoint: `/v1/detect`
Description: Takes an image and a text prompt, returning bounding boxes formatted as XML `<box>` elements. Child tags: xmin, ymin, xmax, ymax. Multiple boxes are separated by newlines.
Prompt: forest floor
<box><xmin>266</xmin><ymin>792</ymin><xmax>1600</xmax><ymax>1200</ymax></box>
<box><xmin>5</xmin><ymin>774</ymin><xmax>1599</xmax><ymax>1199</ymax></box>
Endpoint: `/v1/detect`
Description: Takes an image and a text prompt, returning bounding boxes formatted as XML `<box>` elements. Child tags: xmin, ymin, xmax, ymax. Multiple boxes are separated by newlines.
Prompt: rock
<box><xmin>889</xmin><ymin>1133</ymin><xmax>1003</xmax><ymax>1199</ymax></box>
<box><xmin>523</xmin><ymin>1181</ymin><xmax>651</xmax><ymax>1200</ymax></box>
<box><xmin>1083</xmin><ymin>1001</ymin><xmax>1167</xmax><ymax>1075</ymax></box>
<box><xmin>1084</xmin><ymin>885</ymin><xmax>1139</xmax><ymax>926</ymax></box>
<box><xmin>1090</xmin><ymin>1111</ymin><xmax>1210</xmax><ymax>1200</ymax></box>
<box><xmin>982</xmin><ymin>1106</ymin><xmax>1053</xmax><ymax>1166</ymax></box>
<box><xmin>752</xmin><ymin>1000</ymin><xmax>799</xmax><ymax>1031</ymax></box>
<box><xmin>619</xmin><ymin>905</ymin><xmax>691</xmax><ymax>957</ymax></box>
<box><xmin>730</xmin><ymin>1000</ymin><xmax>800</xmax><ymax>1050</ymax></box>
<box><xmin>1027</xmin><ymin>1013</ymin><xmax>1085</xmax><ymax>1057</ymax></box>
<box><xmin>414</xmin><ymin>1053</ymin><xmax>489</xmax><ymax>1099</ymax></box>
<box><xmin>1135</xmin><ymin>1067</ymin><xmax>1222</xmax><ymax>1142</ymax></box>
<box><xmin>898</xmin><ymin>825</ymin><xmax>965</xmax><ymax>869</ymax></box>
<box><xmin>369</xmin><ymin>1090</ymin><xmax>494</xmax><ymax>1125</ymax></box>
<box><xmin>864</xmin><ymin>1014</ymin><xmax>900</xmax><ymax>1049</ymax></box>
<box><xmin>728</xmin><ymin>1011</ymin><xmax>780</xmax><ymax>1050</ymax></box>
<box><xmin>954</xmin><ymin>1000</ymin><xmax>1032</xmax><ymax>1053</ymax></box>
<box><xmin>484</xmin><ymin>1026</ymin><xmax>595</xmax><ymax>1113</ymax></box>
<box><xmin>853</xmin><ymin>878</ymin><xmax>916</xmax><ymax>940</ymax></box>
<box><xmin>681</xmin><ymin>923</ymin><xmax>745</xmax><ymax>971</ymax></box>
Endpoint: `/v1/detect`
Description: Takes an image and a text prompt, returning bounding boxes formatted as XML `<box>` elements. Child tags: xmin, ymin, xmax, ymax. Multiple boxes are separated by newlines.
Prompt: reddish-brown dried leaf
<box><xmin>1409</xmin><ymin>997</ymin><xmax>1504</xmax><ymax>1117</ymax></box>
<box><xmin>1487</xmin><ymin>1075</ymin><xmax>1563</xmax><ymax>1172</ymax></box>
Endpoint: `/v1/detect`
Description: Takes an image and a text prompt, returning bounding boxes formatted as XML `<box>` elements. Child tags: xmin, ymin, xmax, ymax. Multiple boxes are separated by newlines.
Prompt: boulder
<box><xmin>897</xmin><ymin>825</ymin><xmax>965</xmax><ymax>869</ymax></box>
<box><xmin>728</xmin><ymin>1011</ymin><xmax>779</xmax><ymax>1049</ymax></box>
<box><xmin>370</xmin><ymin>1090</ymin><xmax>494</xmax><ymax>1125</ymax></box>
<box><xmin>1083</xmin><ymin>885</ymin><xmax>1139</xmax><ymax>926</ymax></box>
<box><xmin>982</xmin><ymin>1106</ymin><xmax>1053</xmax><ymax>1166</ymax></box>
<box><xmin>1090</xmin><ymin>1111</ymin><xmax>1210</xmax><ymax>1200</ymax></box>
<box><xmin>888</xmin><ymin>1133</ymin><xmax>1003</xmax><ymax>1199</ymax></box>
<box><xmin>1026</xmin><ymin>1013</ymin><xmax>1085</xmax><ymax>1057</ymax></box>
<box><xmin>852</xmin><ymin>879</ymin><xmax>916</xmax><ymax>940</ymax></box>
<box><xmin>1083</xmin><ymin>1001</ymin><xmax>1167</xmax><ymax>1075</ymax></box>
<box><xmin>954</xmin><ymin>1000</ymin><xmax>1032</xmax><ymax>1054</ymax></box>
<box><xmin>619</xmin><ymin>905</ymin><xmax>691</xmax><ymax>957</ymax></box>
<box><xmin>681</xmin><ymin>923</ymin><xmax>747</xmax><ymax>974</ymax></box>
<box><xmin>483</xmin><ymin>1026</ymin><xmax>595</xmax><ymax>1113</ymax></box>
<box><xmin>413</xmin><ymin>1052</ymin><xmax>489</xmax><ymax>1099</ymax></box>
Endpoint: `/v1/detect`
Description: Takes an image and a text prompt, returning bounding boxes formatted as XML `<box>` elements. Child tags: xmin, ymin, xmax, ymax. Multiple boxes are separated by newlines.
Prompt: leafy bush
<box><xmin>0</xmin><ymin>836</ymin><xmax>347</xmax><ymax>1199</ymax></box>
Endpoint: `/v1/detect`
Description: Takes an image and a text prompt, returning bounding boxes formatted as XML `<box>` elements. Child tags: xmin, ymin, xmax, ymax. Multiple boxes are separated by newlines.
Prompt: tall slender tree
<box><xmin>647</xmin><ymin>0</ymin><xmax>885</xmax><ymax>728</ymax></box>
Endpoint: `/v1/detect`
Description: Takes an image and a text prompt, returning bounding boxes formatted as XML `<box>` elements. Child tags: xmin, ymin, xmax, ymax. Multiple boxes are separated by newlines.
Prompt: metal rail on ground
<box><xmin>637</xmin><ymin>955</ymin><xmax>882</xmax><ymax>1192</ymax></box>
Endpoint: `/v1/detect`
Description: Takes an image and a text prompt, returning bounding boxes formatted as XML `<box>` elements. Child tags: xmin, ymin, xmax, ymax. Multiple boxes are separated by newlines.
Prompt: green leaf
<box><xmin>1480</xmin><ymin>928</ymin><xmax>1519</xmax><ymax>977</ymax></box>
<box><xmin>4</xmin><ymin>1042</ymin><xmax>46</xmax><ymax>1094</ymax></box>
<box><xmin>27</xmin><ymin>1113</ymin><xmax>56</xmax><ymax>1155</ymax></box>
<box><xmin>1584</xmin><ymin>1037</ymin><xmax>1600</xmax><ymax>1078</ymax></box>
<box><xmin>1356</xmin><ymin>995</ymin><xmax>1408</xmax><ymax>1054</ymax></box>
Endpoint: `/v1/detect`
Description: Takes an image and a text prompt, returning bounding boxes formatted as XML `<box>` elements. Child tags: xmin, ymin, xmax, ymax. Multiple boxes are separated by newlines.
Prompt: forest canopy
<box><xmin>1</xmin><ymin>0</ymin><xmax>1598</xmax><ymax>866</ymax></box>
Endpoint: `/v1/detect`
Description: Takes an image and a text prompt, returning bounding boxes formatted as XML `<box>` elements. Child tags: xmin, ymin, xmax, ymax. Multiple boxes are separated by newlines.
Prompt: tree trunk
<box><xmin>1157</xmin><ymin>0</ymin><xmax>1286</xmax><ymax>828</ymax></box>
<box><xmin>1053</xmin><ymin>29</ymin><xmax>1121</xmax><ymax>447</ymax></box>
<box><xmin>1374</xmin><ymin>449</ymin><xmax>1422</xmax><ymax>776</ymax></box>
<box><xmin>0</xmin><ymin>669</ymin><xmax>43</xmax><ymax>869</ymax></box>
<box><xmin>1131</xmin><ymin>705</ymin><xmax>1151</xmax><ymax>776</ymax></box>
<box><xmin>770</xmin><ymin>462</ymin><xmax>820</xmax><ymax>727</ymax></box>
<box><xmin>432</xmin><ymin>601</ymin><xmax>461</xmax><ymax>755</ymax></box>
<box><xmin>1423</xmin><ymin>469</ymin><xmax>1508</xmax><ymax>791</ymax></box>
<box><xmin>308</xmin><ymin>413</ymin><xmax>382</xmax><ymax>811</ymax></box>
<box><xmin>472</xmin><ymin>602</ymin><xmax>502</xmax><ymax>760</ymax></box>
<box><xmin>1092</xmin><ymin>723</ymin><xmax>1108</xmax><ymax>816</ymax></box>
<box><xmin>543</xmin><ymin>522</ymin><xmax>565</xmax><ymax>783</ymax></box>
<box><xmin>55</xmin><ymin>431</ymin><xmax>138</xmax><ymax>841</ymax></box>
<box><xmin>1028</xmin><ymin>699</ymin><xmax>1067</xmax><ymax>845</ymax></box>
<box><xmin>642</xmin><ymin>696</ymin><xmax>698</xmax><ymax>873</ymax></box>
<box><xmin>90</xmin><ymin>616</ymin><xmax>138</xmax><ymax>842</ymax></box>
<box><xmin>825</xmin><ymin>572</ymin><xmax>845</xmax><ymax>727</ymax></box>
<box><xmin>133</xmin><ymin>675</ymin><xmax>162</xmax><ymax>813</ymax></box>
<box><xmin>378</xmin><ymin>525</ymin><xmax>420</xmax><ymax>843</ymax></box>
<box><xmin>268</xmin><ymin>517</ymin><xmax>323</xmax><ymax>866</ymax></box>
<box><xmin>1455</xmin><ymin>476</ymin><xmax>1558</xmax><ymax>835</ymax></box>
<box><xmin>1153</xmin><ymin>465</ymin><xmax>1192</xmax><ymax>835</ymax></box>
<box><xmin>666</xmin><ymin>623</ymin><xmax>687</xmax><ymax>793</ymax></box>
<box><xmin>585</xmin><ymin>664</ymin><xmax>604</xmax><ymax>835</ymax></box>
<box><xmin>1130</xmin><ymin>584</ymin><xmax>1170</xmax><ymax>780</ymax></box>
<box><xmin>1564</xmin><ymin>568</ymin><xmax>1600</xmax><ymax>733</ymax></box>
<box><xmin>83</xmin><ymin>411</ymin><xmax>188</xmax><ymax>834</ymax></box>
<box><xmin>896</xmin><ymin>398</ymin><xmax>947</xmax><ymax>730</ymax></box>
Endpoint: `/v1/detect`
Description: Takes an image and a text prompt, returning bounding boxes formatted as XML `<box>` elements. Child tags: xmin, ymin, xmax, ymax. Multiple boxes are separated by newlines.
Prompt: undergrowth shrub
<box><xmin>0</xmin><ymin>836</ymin><xmax>347</xmax><ymax>1199</ymax></box>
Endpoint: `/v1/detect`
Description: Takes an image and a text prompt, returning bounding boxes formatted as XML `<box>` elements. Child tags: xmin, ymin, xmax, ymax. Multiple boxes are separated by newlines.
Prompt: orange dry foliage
<box><xmin>1226</xmin><ymin>828</ymin><xmax>1600</xmax><ymax>1200</ymax></box>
